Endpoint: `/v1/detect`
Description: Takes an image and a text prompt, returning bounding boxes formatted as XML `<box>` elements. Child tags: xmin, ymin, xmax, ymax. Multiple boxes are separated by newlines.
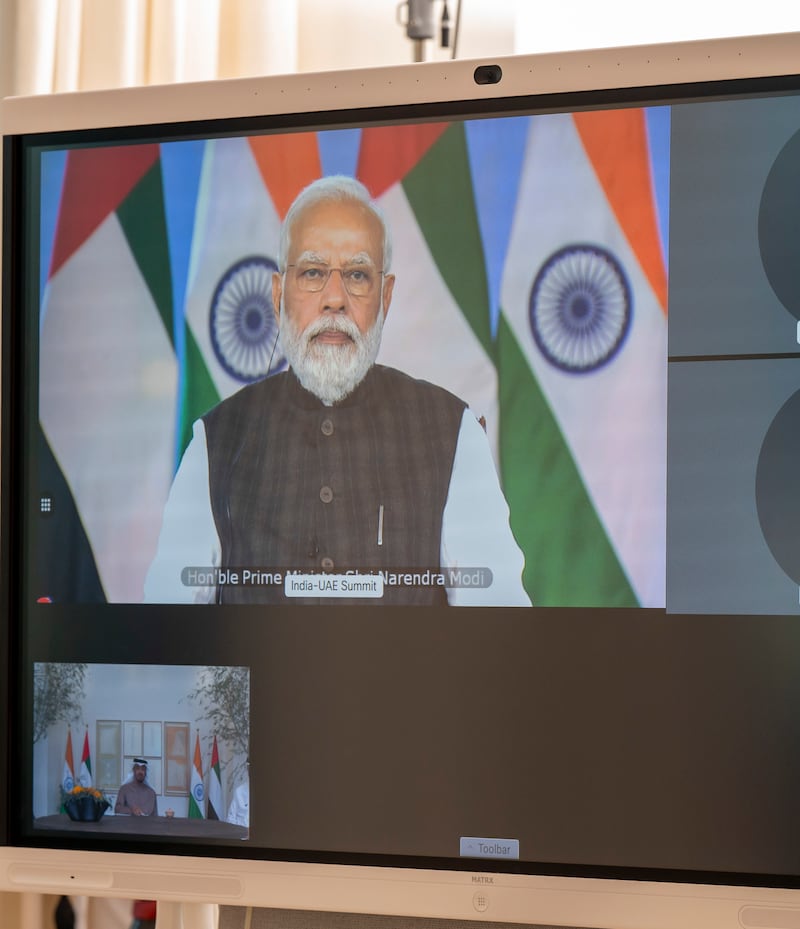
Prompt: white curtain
<box><xmin>11</xmin><ymin>0</ymin><xmax>298</xmax><ymax>96</ymax></box>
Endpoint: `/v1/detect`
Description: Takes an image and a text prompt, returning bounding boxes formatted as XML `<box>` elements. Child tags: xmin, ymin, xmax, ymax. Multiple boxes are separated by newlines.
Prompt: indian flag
<box><xmin>497</xmin><ymin>110</ymin><xmax>668</xmax><ymax>607</ymax></box>
<box><xmin>62</xmin><ymin>728</ymin><xmax>75</xmax><ymax>792</ymax></box>
<box><xmin>177</xmin><ymin>133</ymin><xmax>322</xmax><ymax>456</ymax></box>
<box><xmin>60</xmin><ymin>728</ymin><xmax>75</xmax><ymax>810</ymax></box>
<box><xmin>179</xmin><ymin>125</ymin><xmax>498</xmax><ymax>450</ymax></box>
<box><xmin>189</xmin><ymin>731</ymin><xmax>205</xmax><ymax>819</ymax></box>
<box><xmin>39</xmin><ymin>144</ymin><xmax>178</xmax><ymax>603</ymax></box>
<box><xmin>207</xmin><ymin>735</ymin><xmax>222</xmax><ymax>821</ymax></box>
<box><xmin>357</xmin><ymin>123</ymin><xmax>498</xmax><ymax>456</ymax></box>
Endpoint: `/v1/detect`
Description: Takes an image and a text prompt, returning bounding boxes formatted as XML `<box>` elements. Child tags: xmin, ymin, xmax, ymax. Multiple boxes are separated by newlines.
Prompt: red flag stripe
<box><xmin>356</xmin><ymin>124</ymin><xmax>450</xmax><ymax>198</ymax></box>
<box><xmin>49</xmin><ymin>144</ymin><xmax>160</xmax><ymax>279</ymax></box>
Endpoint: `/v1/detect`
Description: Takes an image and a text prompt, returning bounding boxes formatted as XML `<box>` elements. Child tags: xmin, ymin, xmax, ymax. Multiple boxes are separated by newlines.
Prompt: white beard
<box><xmin>278</xmin><ymin>305</ymin><xmax>384</xmax><ymax>405</ymax></box>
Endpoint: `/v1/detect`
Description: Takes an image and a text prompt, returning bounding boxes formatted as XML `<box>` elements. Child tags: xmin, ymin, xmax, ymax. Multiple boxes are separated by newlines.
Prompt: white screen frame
<box><xmin>3</xmin><ymin>30</ymin><xmax>800</xmax><ymax>136</ymax></box>
<box><xmin>4</xmin><ymin>31</ymin><xmax>800</xmax><ymax>929</ymax></box>
<box><xmin>4</xmin><ymin>846</ymin><xmax>800</xmax><ymax>928</ymax></box>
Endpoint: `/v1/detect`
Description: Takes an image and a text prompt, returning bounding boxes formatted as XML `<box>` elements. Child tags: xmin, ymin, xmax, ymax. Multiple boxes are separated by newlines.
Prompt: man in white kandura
<box><xmin>115</xmin><ymin>758</ymin><xmax>158</xmax><ymax>817</ymax></box>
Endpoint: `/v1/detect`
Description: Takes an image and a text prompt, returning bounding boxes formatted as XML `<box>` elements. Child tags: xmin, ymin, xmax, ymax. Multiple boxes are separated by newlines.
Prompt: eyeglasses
<box><xmin>286</xmin><ymin>263</ymin><xmax>384</xmax><ymax>297</ymax></box>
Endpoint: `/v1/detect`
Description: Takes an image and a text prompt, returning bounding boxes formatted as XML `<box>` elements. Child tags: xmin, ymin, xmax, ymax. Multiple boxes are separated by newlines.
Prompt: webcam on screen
<box><xmin>473</xmin><ymin>64</ymin><xmax>503</xmax><ymax>85</ymax></box>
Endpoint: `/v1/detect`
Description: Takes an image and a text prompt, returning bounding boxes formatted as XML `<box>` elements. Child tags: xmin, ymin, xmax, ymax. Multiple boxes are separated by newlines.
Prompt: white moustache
<box><xmin>304</xmin><ymin>315</ymin><xmax>360</xmax><ymax>345</ymax></box>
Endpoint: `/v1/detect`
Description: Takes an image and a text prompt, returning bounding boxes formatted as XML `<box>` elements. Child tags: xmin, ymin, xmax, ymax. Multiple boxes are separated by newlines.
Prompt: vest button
<box><xmin>320</xmin><ymin>556</ymin><xmax>334</xmax><ymax>570</ymax></box>
<box><xmin>320</xmin><ymin>418</ymin><xmax>334</xmax><ymax>436</ymax></box>
<box><xmin>319</xmin><ymin>485</ymin><xmax>333</xmax><ymax>504</ymax></box>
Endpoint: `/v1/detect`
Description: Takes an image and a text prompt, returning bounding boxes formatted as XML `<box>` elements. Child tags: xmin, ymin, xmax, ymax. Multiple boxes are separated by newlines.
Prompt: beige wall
<box><xmin>514</xmin><ymin>1</ymin><xmax>800</xmax><ymax>53</ymax></box>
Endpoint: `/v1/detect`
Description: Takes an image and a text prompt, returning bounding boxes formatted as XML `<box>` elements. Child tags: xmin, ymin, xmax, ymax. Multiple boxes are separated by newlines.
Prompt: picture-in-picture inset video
<box><xmin>32</xmin><ymin>663</ymin><xmax>250</xmax><ymax>843</ymax></box>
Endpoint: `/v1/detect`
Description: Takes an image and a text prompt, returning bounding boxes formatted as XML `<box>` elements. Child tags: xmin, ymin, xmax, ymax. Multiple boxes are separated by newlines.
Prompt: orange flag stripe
<box><xmin>193</xmin><ymin>731</ymin><xmax>203</xmax><ymax>771</ymax></box>
<box><xmin>65</xmin><ymin>729</ymin><xmax>74</xmax><ymax>773</ymax></box>
<box><xmin>573</xmin><ymin>110</ymin><xmax>668</xmax><ymax>314</ymax></box>
<box><xmin>248</xmin><ymin>133</ymin><xmax>323</xmax><ymax>219</ymax></box>
<box><xmin>50</xmin><ymin>144</ymin><xmax>159</xmax><ymax>279</ymax></box>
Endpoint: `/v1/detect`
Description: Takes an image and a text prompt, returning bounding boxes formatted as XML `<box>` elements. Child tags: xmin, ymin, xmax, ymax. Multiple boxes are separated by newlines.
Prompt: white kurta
<box><xmin>144</xmin><ymin>409</ymin><xmax>531</xmax><ymax>607</ymax></box>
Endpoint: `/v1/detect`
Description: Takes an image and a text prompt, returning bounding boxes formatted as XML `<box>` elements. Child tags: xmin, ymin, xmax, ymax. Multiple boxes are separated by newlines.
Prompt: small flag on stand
<box><xmin>188</xmin><ymin>731</ymin><xmax>205</xmax><ymax>818</ymax></box>
<box><xmin>79</xmin><ymin>728</ymin><xmax>92</xmax><ymax>787</ymax></box>
<box><xmin>60</xmin><ymin>728</ymin><xmax>75</xmax><ymax>811</ymax></box>
<box><xmin>208</xmin><ymin>735</ymin><xmax>222</xmax><ymax>821</ymax></box>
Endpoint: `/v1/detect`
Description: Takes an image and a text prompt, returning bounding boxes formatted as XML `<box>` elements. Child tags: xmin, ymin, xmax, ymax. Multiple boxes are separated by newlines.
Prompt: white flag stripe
<box><xmin>501</xmin><ymin>115</ymin><xmax>667</xmax><ymax>607</ymax></box>
<box><xmin>185</xmin><ymin>138</ymin><xmax>283</xmax><ymax>401</ymax></box>
<box><xmin>190</xmin><ymin>737</ymin><xmax>205</xmax><ymax>818</ymax></box>
<box><xmin>62</xmin><ymin>761</ymin><xmax>74</xmax><ymax>792</ymax></box>
<box><xmin>376</xmin><ymin>184</ymin><xmax>499</xmax><ymax>462</ymax></box>
<box><xmin>40</xmin><ymin>214</ymin><xmax>177</xmax><ymax>602</ymax></box>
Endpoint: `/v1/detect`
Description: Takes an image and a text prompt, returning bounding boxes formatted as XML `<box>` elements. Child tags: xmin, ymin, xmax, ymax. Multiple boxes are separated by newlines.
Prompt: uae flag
<box><xmin>79</xmin><ymin>729</ymin><xmax>92</xmax><ymax>787</ymax></box>
<box><xmin>39</xmin><ymin>144</ymin><xmax>178</xmax><ymax>603</ymax></box>
<box><xmin>357</xmin><ymin>123</ymin><xmax>499</xmax><ymax>457</ymax></box>
<box><xmin>60</xmin><ymin>728</ymin><xmax>75</xmax><ymax>811</ymax></box>
<box><xmin>497</xmin><ymin>110</ymin><xmax>668</xmax><ymax>607</ymax></box>
<box><xmin>188</xmin><ymin>732</ymin><xmax>205</xmax><ymax>819</ymax></box>
<box><xmin>177</xmin><ymin>133</ymin><xmax>322</xmax><ymax>456</ymax></box>
<box><xmin>207</xmin><ymin>735</ymin><xmax>223</xmax><ymax>821</ymax></box>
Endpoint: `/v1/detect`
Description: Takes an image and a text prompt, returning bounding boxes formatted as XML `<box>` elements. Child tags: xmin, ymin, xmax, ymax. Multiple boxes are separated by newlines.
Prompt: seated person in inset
<box><xmin>115</xmin><ymin>758</ymin><xmax>158</xmax><ymax>816</ymax></box>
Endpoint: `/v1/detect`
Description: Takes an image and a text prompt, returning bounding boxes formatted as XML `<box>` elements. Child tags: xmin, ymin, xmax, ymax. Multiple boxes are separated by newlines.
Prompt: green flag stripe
<box><xmin>116</xmin><ymin>162</ymin><xmax>174</xmax><ymax>344</ymax></box>
<box><xmin>178</xmin><ymin>328</ymin><xmax>222</xmax><ymax>459</ymax></box>
<box><xmin>497</xmin><ymin>315</ymin><xmax>637</xmax><ymax>607</ymax></box>
<box><xmin>401</xmin><ymin>124</ymin><xmax>493</xmax><ymax>357</ymax></box>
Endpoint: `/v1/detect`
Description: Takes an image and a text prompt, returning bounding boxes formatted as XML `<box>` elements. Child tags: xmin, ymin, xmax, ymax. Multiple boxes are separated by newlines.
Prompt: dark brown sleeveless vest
<box><xmin>202</xmin><ymin>365</ymin><xmax>465</xmax><ymax>605</ymax></box>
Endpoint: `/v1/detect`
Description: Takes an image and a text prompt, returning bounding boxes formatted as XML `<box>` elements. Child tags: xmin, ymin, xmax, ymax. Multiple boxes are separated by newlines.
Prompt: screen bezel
<box><xmin>4</xmin><ymin>31</ymin><xmax>800</xmax><ymax>928</ymax></box>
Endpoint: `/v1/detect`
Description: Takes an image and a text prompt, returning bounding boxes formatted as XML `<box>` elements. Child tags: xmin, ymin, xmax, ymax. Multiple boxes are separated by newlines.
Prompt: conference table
<box><xmin>34</xmin><ymin>813</ymin><xmax>248</xmax><ymax>841</ymax></box>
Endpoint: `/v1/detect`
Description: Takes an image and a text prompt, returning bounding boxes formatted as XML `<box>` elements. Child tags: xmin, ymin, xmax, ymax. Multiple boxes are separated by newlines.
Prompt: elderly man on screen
<box><xmin>115</xmin><ymin>758</ymin><xmax>158</xmax><ymax>817</ymax></box>
<box><xmin>145</xmin><ymin>175</ymin><xmax>529</xmax><ymax>607</ymax></box>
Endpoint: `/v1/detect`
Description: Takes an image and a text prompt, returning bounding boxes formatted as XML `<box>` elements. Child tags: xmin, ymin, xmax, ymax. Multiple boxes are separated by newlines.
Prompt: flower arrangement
<box><xmin>65</xmin><ymin>785</ymin><xmax>106</xmax><ymax>801</ymax></box>
<box><xmin>62</xmin><ymin>785</ymin><xmax>110</xmax><ymax>822</ymax></box>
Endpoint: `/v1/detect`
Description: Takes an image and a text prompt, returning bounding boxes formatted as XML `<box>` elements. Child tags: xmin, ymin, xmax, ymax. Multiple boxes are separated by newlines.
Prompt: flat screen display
<box><xmin>4</xmin><ymin>39</ymin><xmax>800</xmax><ymax>915</ymax></box>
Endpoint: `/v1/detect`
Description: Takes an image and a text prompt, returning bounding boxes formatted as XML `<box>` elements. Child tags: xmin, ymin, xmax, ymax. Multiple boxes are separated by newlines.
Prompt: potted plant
<box><xmin>62</xmin><ymin>785</ymin><xmax>110</xmax><ymax>822</ymax></box>
<box><xmin>187</xmin><ymin>666</ymin><xmax>250</xmax><ymax>785</ymax></box>
<box><xmin>33</xmin><ymin>663</ymin><xmax>87</xmax><ymax>743</ymax></box>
